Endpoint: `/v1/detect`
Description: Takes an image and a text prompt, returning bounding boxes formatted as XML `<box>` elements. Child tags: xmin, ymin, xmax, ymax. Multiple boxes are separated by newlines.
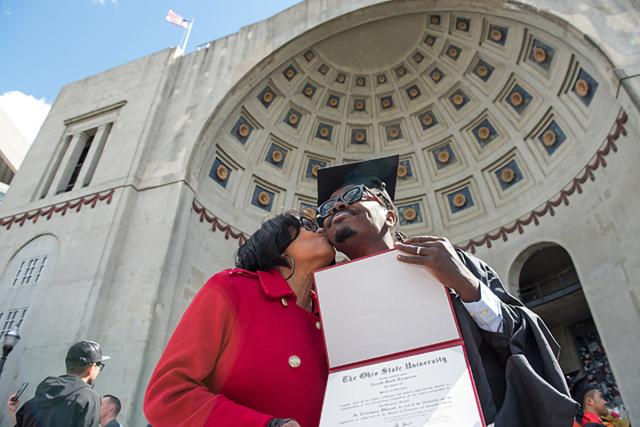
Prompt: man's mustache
<box><xmin>327</xmin><ymin>206</ymin><xmax>357</xmax><ymax>227</ymax></box>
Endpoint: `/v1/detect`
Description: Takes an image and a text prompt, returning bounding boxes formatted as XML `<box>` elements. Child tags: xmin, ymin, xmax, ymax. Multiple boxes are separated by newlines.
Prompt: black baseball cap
<box><xmin>65</xmin><ymin>340</ymin><xmax>110</xmax><ymax>366</ymax></box>
<box><xmin>571</xmin><ymin>376</ymin><xmax>599</xmax><ymax>405</ymax></box>
<box><xmin>316</xmin><ymin>155</ymin><xmax>399</xmax><ymax>206</ymax></box>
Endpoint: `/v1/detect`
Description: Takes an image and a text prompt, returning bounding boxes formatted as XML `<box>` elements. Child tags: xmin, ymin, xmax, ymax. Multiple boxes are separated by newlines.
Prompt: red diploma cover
<box><xmin>313</xmin><ymin>249</ymin><xmax>485</xmax><ymax>427</ymax></box>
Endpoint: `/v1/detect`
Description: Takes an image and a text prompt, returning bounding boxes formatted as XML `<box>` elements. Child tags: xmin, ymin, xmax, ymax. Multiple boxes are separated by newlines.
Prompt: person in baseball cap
<box><xmin>66</xmin><ymin>340</ymin><xmax>111</xmax><ymax>368</ymax></box>
<box><xmin>7</xmin><ymin>340</ymin><xmax>109</xmax><ymax>427</ymax></box>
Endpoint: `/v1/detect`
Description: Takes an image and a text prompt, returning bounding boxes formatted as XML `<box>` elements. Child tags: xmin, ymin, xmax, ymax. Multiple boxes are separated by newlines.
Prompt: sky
<box><xmin>0</xmin><ymin>0</ymin><xmax>301</xmax><ymax>144</ymax></box>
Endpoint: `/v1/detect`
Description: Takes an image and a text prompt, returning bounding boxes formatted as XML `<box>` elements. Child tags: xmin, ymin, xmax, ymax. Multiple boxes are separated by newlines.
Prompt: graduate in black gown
<box><xmin>315</xmin><ymin>155</ymin><xmax>577</xmax><ymax>427</ymax></box>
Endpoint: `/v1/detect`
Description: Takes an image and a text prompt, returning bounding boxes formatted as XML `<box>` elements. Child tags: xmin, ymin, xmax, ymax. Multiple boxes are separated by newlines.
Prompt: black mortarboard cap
<box><xmin>316</xmin><ymin>155</ymin><xmax>399</xmax><ymax>205</ymax></box>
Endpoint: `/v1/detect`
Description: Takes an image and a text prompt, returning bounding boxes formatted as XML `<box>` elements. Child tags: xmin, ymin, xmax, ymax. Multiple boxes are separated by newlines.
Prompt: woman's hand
<box><xmin>268</xmin><ymin>418</ymin><xmax>301</xmax><ymax>427</ymax></box>
<box><xmin>6</xmin><ymin>394</ymin><xmax>19</xmax><ymax>424</ymax></box>
<box><xmin>395</xmin><ymin>236</ymin><xmax>481</xmax><ymax>303</ymax></box>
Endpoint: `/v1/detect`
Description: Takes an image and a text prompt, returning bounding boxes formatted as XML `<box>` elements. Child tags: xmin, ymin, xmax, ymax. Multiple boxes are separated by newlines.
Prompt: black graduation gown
<box><xmin>454</xmin><ymin>250</ymin><xmax>578</xmax><ymax>427</ymax></box>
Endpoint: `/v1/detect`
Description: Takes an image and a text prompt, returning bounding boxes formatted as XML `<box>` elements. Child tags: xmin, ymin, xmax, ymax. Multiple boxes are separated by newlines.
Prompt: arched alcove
<box><xmin>515</xmin><ymin>243</ymin><xmax>625</xmax><ymax>411</ymax></box>
<box><xmin>519</xmin><ymin>244</ymin><xmax>584</xmax><ymax>314</ymax></box>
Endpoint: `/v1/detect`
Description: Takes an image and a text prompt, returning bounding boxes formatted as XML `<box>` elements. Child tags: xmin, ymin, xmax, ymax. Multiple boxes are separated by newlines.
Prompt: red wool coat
<box><xmin>144</xmin><ymin>268</ymin><xmax>328</xmax><ymax>427</ymax></box>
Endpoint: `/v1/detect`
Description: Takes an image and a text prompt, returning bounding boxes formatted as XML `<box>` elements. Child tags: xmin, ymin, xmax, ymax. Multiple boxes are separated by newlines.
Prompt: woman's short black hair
<box><xmin>235</xmin><ymin>212</ymin><xmax>301</xmax><ymax>272</ymax></box>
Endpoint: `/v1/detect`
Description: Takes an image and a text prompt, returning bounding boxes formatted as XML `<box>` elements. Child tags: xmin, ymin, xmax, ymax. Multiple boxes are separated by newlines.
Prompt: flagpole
<box><xmin>181</xmin><ymin>19</ymin><xmax>195</xmax><ymax>52</ymax></box>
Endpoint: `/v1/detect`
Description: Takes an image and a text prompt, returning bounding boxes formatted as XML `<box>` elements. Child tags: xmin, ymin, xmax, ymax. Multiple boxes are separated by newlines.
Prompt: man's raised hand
<box><xmin>395</xmin><ymin>236</ymin><xmax>481</xmax><ymax>302</ymax></box>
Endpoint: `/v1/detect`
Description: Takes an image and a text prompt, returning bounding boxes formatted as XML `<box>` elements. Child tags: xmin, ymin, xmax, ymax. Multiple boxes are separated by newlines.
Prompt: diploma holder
<box><xmin>313</xmin><ymin>249</ymin><xmax>485</xmax><ymax>427</ymax></box>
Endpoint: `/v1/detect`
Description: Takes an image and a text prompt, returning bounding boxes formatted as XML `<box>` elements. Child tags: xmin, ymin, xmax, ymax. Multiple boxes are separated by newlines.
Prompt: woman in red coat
<box><xmin>144</xmin><ymin>213</ymin><xmax>335</xmax><ymax>427</ymax></box>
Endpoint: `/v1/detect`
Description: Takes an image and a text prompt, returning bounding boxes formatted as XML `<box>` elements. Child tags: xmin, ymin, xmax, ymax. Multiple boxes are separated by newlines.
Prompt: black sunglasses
<box><xmin>95</xmin><ymin>361</ymin><xmax>105</xmax><ymax>371</ymax></box>
<box><xmin>297</xmin><ymin>216</ymin><xmax>319</xmax><ymax>232</ymax></box>
<box><xmin>316</xmin><ymin>184</ymin><xmax>383</xmax><ymax>222</ymax></box>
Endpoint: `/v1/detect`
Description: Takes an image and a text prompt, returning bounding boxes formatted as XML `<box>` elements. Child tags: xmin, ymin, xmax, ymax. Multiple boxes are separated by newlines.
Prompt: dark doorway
<box><xmin>517</xmin><ymin>244</ymin><xmax>625</xmax><ymax>411</ymax></box>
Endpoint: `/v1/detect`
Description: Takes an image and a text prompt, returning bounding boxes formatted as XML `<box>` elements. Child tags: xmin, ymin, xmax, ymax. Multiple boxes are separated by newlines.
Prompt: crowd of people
<box><xmin>6</xmin><ymin>155</ymin><xmax>631</xmax><ymax>426</ymax></box>
<box><xmin>575</xmin><ymin>330</ymin><xmax>624</xmax><ymax>409</ymax></box>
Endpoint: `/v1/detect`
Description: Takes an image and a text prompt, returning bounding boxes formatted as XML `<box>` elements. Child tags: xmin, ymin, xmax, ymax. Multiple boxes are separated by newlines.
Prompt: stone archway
<box><xmin>174</xmin><ymin>0</ymin><xmax>638</xmax><ymax>421</ymax></box>
<box><xmin>515</xmin><ymin>243</ymin><xmax>626</xmax><ymax>413</ymax></box>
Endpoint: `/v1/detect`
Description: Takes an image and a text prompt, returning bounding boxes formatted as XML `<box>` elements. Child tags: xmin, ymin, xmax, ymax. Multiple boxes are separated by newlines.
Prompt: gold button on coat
<box><xmin>289</xmin><ymin>355</ymin><xmax>301</xmax><ymax>368</ymax></box>
<box><xmin>280</xmin><ymin>297</ymin><xmax>288</xmax><ymax>307</ymax></box>
<box><xmin>315</xmin><ymin>321</ymin><xmax>322</xmax><ymax>330</ymax></box>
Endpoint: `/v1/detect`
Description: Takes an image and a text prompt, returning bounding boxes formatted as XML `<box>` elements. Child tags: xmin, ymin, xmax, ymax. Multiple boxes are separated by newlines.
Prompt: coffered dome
<box><xmin>194</xmin><ymin>6</ymin><xmax>621</xmax><ymax>247</ymax></box>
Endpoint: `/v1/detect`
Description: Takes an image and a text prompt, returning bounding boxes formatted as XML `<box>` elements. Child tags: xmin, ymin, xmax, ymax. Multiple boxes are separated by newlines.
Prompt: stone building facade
<box><xmin>0</xmin><ymin>1</ymin><xmax>639</xmax><ymax>425</ymax></box>
<box><xmin>0</xmin><ymin>107</ymin><xmax>29</xmax><ymax>199</ymax></box>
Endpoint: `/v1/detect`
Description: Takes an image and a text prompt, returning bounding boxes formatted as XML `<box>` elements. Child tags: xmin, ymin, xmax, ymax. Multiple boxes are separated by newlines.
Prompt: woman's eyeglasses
<box><xmin>316</xmin><ymin>184</ymin><xmax>383</xmax><ymax>222</ymax></box>
<box><xmin>95</xmin><ymin>361</ymin><xmax>105</xmax><ymax>371</ymax></box>
<box><xmin>298</xmin><ymin>216</ymin><xmax>319</xmax><ymax>232</ymax></box>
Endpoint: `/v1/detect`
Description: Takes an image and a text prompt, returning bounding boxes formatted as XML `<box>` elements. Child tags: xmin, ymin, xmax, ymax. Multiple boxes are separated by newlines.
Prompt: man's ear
<box><xmin>584</xmin><ymin>395</ymin><xmax>594</xmax><ymax>408</ymax></box>
<box><xmin>385</xmin><ymin>208</ymin><xmax>397</xmax><ymax>228</ymax></box>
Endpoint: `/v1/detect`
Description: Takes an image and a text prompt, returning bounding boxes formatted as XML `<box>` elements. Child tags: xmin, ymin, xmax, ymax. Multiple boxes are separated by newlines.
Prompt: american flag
<box><xmin>165</xmin><ymin>9</ymin><xmax>190</xmax><ymax>29</ymax></box>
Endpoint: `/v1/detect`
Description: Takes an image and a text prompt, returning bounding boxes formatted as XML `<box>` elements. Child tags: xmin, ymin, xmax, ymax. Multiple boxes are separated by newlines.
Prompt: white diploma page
<box><xmin>320</xmin><ymin>345</ymin><xmax>483</xmax><ymax>427</ymax></box>
<box><xmin>314</xmin><ymin>250</ymin><xmax>460</xmax><ymax>368</ymax></box>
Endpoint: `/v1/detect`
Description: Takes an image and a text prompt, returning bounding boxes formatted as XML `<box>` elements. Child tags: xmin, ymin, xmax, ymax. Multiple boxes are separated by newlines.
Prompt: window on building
<box><xmin>0</xmin><ymin>307</ymin><xmax>28</xmax><ymax>337</ymax></box>
<box><xmin>22</xmin><ymin>258</ymin><xmax>37</xmax><ymax>285</ymax></box>
<box><xmin>35</xmin><ymin>256</ymin><xmax>47</xmax><ymax>282</ymax></box>
<box><xmin>10</xmin><ymin>261</ymin><xmax>24</xmax><ymax>287</ymax></box>
<box><xmin>81</xmin><ymin>122</ymin><xmax>111</xmax><ymax>188</ymax></box>
<box><xmin>39</xmin><ymin>135</ymin><xmax>72</xmax><ymax>199</ymax></box>
<box><xmin>37</xmin><ymin>101</ymin><xmax>122</xmax><ymax>200</ymax></box>
<box><xmin>11</xmin><ymin>256</ymin><xmax>47</xmax><ymax>288</ymax></box>
<box><xmin>63</xmin><ymin>132</ymin><xmax>95</xmax><ymax>192</ymax></box>
<box><xmin>57</xmin><ymin>129</ymin><xmax>96</xmax><ymax>194</ymax></box>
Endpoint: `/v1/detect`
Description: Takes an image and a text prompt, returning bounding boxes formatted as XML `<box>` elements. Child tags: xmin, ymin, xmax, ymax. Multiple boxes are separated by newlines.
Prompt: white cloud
<box><xmin>0</xmin><ymin>91</ymin><xmax>51</xmax><ymax>143</ymax></box>
<box><xmin>93</xmin><ymin>0</ymin><xmax>118</xmax><ymax>5</ymax></box>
